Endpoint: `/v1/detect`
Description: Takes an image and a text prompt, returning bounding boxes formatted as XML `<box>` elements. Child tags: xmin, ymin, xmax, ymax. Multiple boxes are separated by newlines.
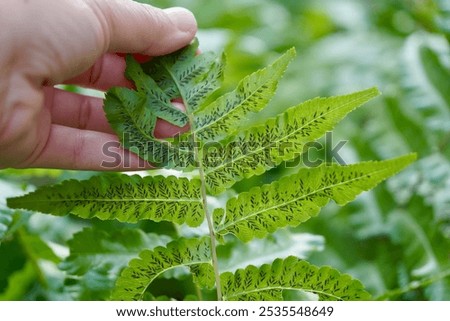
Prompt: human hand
<box><xmin>0</xmin><ymin>0</ymin><xmax>196</xmax><ymax>170</ymax></box>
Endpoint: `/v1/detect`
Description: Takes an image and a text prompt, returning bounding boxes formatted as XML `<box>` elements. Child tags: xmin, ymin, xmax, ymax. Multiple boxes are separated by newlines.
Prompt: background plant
<box><xmin>0</xmin><ymin>0</ymin><xmax>448</xmax><ymax>300</ymax></box>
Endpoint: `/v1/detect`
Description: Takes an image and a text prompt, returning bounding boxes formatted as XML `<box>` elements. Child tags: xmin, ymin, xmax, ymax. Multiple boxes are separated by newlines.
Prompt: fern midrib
<box><xmin>205</xmin><ymin>92</ymin><xmax>374</xmax><ymax>176</ymax></box>
<box><xmin>193</xmin><ymin>74</ymin><xmax>273</xmax><ymax>134</ymax></box>
<box><xmin>216</xmin><ymin>165</ymin><xmax>393</xmax><ymax>233</ymax></box>
<box><xmin>15</xmin><ymin>197</ymin><xmax>201</xmax><ymax>204</ymax></box>
<box><xmin>224</xmin><ymin>285</ymin><xmax>342</xmax><ymax>301</ymax></box>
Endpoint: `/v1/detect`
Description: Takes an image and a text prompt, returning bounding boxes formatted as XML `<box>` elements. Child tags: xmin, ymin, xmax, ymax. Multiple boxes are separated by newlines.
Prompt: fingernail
<box><xmin>164</xmin><ymin>7</ymin><xmax>197</xmax><ymax>33</ymax></box>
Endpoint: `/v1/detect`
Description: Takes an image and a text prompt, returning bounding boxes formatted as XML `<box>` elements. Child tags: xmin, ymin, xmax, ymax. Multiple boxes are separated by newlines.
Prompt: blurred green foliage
<box><xmin>0</xmin><ymin>0</ymin><xmax>449</xmax><ymax>300</ymax></box>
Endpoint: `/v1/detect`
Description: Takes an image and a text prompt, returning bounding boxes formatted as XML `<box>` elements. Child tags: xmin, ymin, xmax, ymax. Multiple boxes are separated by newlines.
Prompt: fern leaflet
<box><xmin>7</xmin><ymin>174</ymin><xmax>204</xmax><ymax>226</ymax></box>
<box><xmin>221</xmin><ymin>256</ymin><xmax>371</xmax><ymax>300</ymax></box>
<box><xmin>214</xmin><ymin>154</ymin><xmax>416</xmax><ymax>242</ymax></box>
<box><xmin>112</xmin><ymin>237</ymin><xmax>214</xmax><ymax>300</ymax></box>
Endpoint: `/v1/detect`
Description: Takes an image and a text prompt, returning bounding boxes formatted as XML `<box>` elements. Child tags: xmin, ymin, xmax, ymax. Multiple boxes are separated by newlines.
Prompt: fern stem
<box><xmin>188</xmin><ymin>113</ymin><xmax>223</xmax><ymax>301</ymax></box>
<box><xmin>374</xmin><ymin>269</ymin><xmax>450</xmax><ymax>300</ymax></box>
<box><xmin>194</xmin><ymin>283</ymin><xmax>204</xmax><ymax>301</ymax></box>
<box><xmin>199</xmin><ymin>163</ymin><xmax>223</xmax><ymax>301</ymax></box>
<box><xmin>163</xmin><ymin>60</ymin><xmax>223</xmax><ymax>300</ymax></box>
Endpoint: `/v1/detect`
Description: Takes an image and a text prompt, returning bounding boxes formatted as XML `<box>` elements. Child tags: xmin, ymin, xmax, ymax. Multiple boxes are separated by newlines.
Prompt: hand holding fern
<box><xmin>0</xmin><ymin>0</ymin><xmax>196</xmax><ymax>170</ymax></box>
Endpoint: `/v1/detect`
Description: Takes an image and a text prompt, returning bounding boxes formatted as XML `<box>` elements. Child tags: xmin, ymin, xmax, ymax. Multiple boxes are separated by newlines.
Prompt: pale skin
<box><xmin>0</xmin><ymin>0</ymin><xmax>196</xmax><ymax>170</ymax></box>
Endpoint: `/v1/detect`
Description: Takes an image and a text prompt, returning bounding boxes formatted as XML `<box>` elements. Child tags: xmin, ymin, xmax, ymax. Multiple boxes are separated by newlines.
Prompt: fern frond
<box><xmin>221</xmin><ymin>256</ymin><xmax>371</xmax><ymax>300</ymax></box>
<box><xmin>214</xmin><ymin>154</ymin><xmax>416</xmax><ymax>242</ymax></box>
<box><xmin>112</xmin><ymin>237</ymin><xmax>214</xmax><ymax>300</ymax></box>
<box><xmin>5</xmin><ymin>40</ymin><xmax>419</xmax><ymax>302</ymax></box>
<box><xmin>204</xmin><ymin>87</ymin><xmax>381</xmax><ymax>194</ymax></box>
<box><xmin>194</xmin><ymin>48</ymin><xmax>296</xmax><ymax>141</ymax></box>
<box><xmin>7</xmin><ymin>174</ymin><xmax>204</xmax><ymax>226</ymax></box>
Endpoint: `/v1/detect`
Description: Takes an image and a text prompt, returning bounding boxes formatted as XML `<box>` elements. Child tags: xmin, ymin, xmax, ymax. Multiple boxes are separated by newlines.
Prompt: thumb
<box><xmin>94</xmin><ymin>0</ymin><xmax>197</xmax><ymax>56</ymax></box>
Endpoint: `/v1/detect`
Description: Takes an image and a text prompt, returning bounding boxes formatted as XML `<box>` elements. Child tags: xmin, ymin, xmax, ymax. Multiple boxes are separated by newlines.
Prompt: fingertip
<box><xmin>101</xmin><ymin>1</ymin><xmax>197</xmax><ymax>56</ymax></box>
<box><xmin>163</xmin><ymin>7</ymin><xmax>197</xmax><ymax>35</ymax></box>
<box><xmin>138</xmin><ymin>5</ymin><xmax>197</xmax><ymax>56</ymax></box>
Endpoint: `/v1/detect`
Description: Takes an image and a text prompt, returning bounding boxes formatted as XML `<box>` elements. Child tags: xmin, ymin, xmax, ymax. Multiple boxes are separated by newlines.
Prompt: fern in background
<box><xmin>5</xmin><ymin>38</ymin><xmax>416</xmax><ymax>301</ymax></box>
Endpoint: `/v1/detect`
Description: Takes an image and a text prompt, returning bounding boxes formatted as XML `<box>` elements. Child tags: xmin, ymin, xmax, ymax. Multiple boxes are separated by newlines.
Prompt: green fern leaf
<box><xmin>194</xmin><ymin>48</ymin><xmax>296</xmax><ymax>141</ymax></box>
<box><xmin>221</xmin><ymin>256</ymin><xmax>371</xmax><ymax>300</ymax></box>
<box><xmin>7</xmin><ymin>174</ymin><xmax>204</xmax><ymax>226</ymax></box>
<box><xmin>204</xmin><ymin>87</ymin><xmax>381</xmax><ymax>194</ymax></box>
<box><xmin>112</xmin><ymin>237</ymin><xmax>214</xmax><ymax>300</ymax></box>
<box><xmin>214</xmin><ymin>154</ymin><xmax>416</xmax><ymax>242</ymax></box>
